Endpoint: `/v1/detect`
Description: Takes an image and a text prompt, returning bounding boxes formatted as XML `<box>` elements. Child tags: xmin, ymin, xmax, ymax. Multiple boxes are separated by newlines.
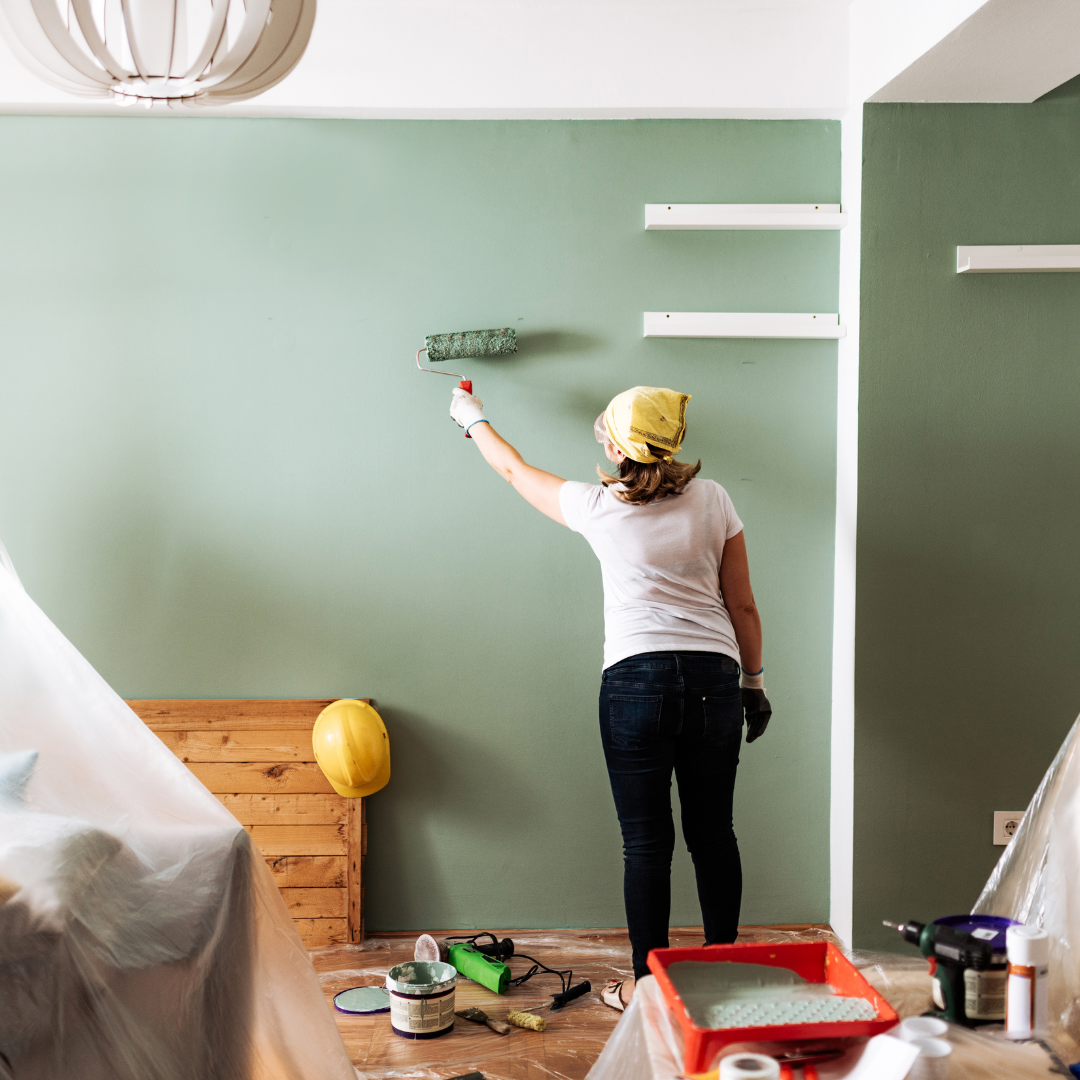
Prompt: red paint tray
<box><xmin>647</xmin><ymin>941</ymin><xmax>898</xmax><ymax>1074</ymax></box>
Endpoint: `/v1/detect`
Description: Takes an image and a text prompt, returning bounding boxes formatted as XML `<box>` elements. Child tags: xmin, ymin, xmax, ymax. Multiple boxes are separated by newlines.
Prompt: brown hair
<box><xmin>597</xmin><ymin>446</ymin><xmax>701</xmax><ymax>505</ymax></box>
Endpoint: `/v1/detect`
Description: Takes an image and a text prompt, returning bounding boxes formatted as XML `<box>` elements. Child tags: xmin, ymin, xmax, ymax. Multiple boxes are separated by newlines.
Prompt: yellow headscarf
<box><xmin>602</xmin><ymin>386</ymin><xmax>690</xmax><ymax>464</ymax></box>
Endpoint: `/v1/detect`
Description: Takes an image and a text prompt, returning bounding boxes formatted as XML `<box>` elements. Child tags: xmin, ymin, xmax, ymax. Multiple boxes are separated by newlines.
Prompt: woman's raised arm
<box><xmin>468</xmin><ymin>422</ymin><xmax>567</xmax><ymax>524</ymax></box>
<box><xmin>451</xmin><ymin>389</ymin><xmax>566</xmax><ymax>524</ymax></box>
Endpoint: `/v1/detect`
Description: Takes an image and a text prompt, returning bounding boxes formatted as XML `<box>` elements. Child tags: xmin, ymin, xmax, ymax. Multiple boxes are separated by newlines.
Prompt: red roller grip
<box><xmin>461</xmin><ymin>379</ymin><xmax>474</xmax><ymax>437</ymax></box>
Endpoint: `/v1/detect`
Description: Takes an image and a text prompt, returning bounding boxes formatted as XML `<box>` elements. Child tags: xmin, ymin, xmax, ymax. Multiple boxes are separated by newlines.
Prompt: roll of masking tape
<box><xmin>719</xmin><ymin>1054</ymin><xmax>781</xmax><ymax>1080</ymax></box>
<box><xmin>897</xmin><ymin>1016</ymin><xmax>949</xmax><ymax>1041</ymax></box>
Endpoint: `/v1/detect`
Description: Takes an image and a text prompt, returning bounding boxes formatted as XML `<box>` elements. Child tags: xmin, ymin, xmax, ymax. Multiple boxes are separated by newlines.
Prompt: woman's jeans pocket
<box><xmin>702</xmin><ymin>685</ymin><xmax>743</xmax><ymax>746</ymax></box>
<box><xmin>607</xmin><ymin>692</ymin><xmax>664</xmax><ymax>749</ymax></box>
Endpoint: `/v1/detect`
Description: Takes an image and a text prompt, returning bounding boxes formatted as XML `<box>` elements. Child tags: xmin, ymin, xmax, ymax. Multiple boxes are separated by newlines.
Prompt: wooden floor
<box><xmin>313</xmin><ymin>925</ymin><xmax>836</xmax><ymax>1080</ymax></box>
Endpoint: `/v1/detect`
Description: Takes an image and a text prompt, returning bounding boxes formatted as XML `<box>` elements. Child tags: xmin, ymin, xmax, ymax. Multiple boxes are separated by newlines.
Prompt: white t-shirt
<box><xmin>559</xmin><ymin>477</ymin><xmax>744</xmax><ymax>669</ymax></box>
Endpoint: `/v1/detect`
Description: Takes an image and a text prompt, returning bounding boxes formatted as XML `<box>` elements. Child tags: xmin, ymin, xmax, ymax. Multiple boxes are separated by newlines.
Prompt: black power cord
<box><xmin>509</xmin><ymin>954</ymin><xmax>591</xmax><ymax>1009</ymax></box>
<box><xmin>444</xmin><ymin>932</ymin><xmax>515</xmax><ymax>962</ymax></box>
<box><xmin>443</xmin><ymin>933</ymin><xmax>591</xmax><ymax>1009</ymax></box>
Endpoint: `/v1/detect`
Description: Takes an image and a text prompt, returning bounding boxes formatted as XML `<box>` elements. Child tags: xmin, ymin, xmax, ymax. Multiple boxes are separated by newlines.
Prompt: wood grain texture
<box><xmin>347</xmin><ymin>799</ymin><xmax>365</xmax><ymax>944</ymax></box>
<box><xmin>129</xmin><ymin>699</ymin><xmax>337</xmax><ymax>731</ymax></box>
<box><xmin>245</xmin><ymin>824</ymin><xmax>347</xmax><ymax>856</ymax></box>
<box><xmin>294</xmin><ymin>918</ymin><xmax>349</xmax><ymax>947</ymax></box>
<box><xmin>265</xmin><ymin>856</ymin><xmax>347</xmax><ymax>888</ymax></box>
<box><xmin>187</xmin><ymin>762</ymin><xmax>335</xmax><ymax>794</ymax></box>
<box><xmin>158</xmin><ymin>730</ymin><xmax>317</xmax><ymax>762</ymax></box>
<box><xmin>279</xmin><ymin>888</ymin><xmax>347</xmax><ymax>919</ymax></box>
<box><xmin>220</xmin><ymin>794</ymin><xmax>347</xmax><ymax>825</ymax></box>
<box><xmin>134</xmin><ymin>699</ymin><xmax>368</xmax><ymax>948</ymax></box>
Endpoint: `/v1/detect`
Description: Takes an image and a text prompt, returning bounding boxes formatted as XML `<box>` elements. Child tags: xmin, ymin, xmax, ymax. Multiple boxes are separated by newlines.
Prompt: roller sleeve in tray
<box><xmin>646</xmin><ymin>941</ymin><xmax>899</xmax><ymax>1074</ymax></box>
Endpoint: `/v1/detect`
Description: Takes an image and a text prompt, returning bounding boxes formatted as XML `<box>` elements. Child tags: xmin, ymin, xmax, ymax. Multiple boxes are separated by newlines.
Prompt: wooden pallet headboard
<box><xmin>128</xmin><ymin>699</ymin><xmax>365</xmax><ymax>948</ymax></box>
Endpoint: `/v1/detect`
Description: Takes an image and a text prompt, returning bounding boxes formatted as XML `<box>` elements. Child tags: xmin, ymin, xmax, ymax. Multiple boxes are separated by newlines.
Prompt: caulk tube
<box><xmin>1006</xmin><ymin>925</ymin><xmax>1049</xmax><ymax>1037</ymax></box>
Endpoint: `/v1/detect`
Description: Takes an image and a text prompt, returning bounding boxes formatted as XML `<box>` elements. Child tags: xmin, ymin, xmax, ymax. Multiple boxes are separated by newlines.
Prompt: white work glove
<box><xmin>740</xmin><ymin>666</ymin><xmax>771</xmax><ymax>743</ymax></box>
<box><xmin>450</xmin><ymin>387</ymin><xmax>487</xmax><ymax>434</ymax></box>
<box><xmin>740</xmin><ymin>669</ymin><xmax>765</xmax><ymax>691</ymax></box>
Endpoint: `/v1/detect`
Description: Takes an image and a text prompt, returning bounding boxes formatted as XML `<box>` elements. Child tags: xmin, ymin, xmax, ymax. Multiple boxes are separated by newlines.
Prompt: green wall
<box><xmin>856</xmin><ymin>81</ymin><xmax>1080</xmax><ymax>949</ymax></box>
<box><xmin>0</xmin><ymin>117</ymin><xmax>839</xmax><ymax>931</ymax></box>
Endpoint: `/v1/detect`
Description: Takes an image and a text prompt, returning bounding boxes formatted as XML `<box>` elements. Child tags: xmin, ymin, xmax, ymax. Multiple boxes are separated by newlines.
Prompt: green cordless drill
<box><xmin>884</xmin><ymin>919</ymin><xmax>997</xmax><ymax>1026</ymax></box>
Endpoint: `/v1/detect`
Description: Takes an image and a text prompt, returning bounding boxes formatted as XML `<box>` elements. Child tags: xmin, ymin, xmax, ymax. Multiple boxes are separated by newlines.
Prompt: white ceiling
<box><xmin>0</xmin><ymin>0</ymin><xmax>852</xmax><ymax>116</ymax></box>
<box><xmin>1</xmin><ymin>0</ymin><xmax>1078</xmax><ymax>116</ymax></box>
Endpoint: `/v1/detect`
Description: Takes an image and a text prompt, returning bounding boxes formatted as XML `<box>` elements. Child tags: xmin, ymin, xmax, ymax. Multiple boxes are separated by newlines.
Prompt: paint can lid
<box><xmin>1007</xmin><ymin>924</ymin><xmax>1050</xmax><ymax>966</ymax></box>
<box><xmin>333</xmin><ymin>986</ymin><xmax>391</xmax><ymax>1014</ymax></box>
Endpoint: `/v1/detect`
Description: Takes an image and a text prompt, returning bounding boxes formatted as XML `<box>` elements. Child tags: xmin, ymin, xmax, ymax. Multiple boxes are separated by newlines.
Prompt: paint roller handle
<box><xmin>460</xmin><ymin>380</ymin><xmax>474</xmax><ymax>437</ymax></box>
<box><xmin>550</xmin><ymin>980</ymin><xmax>591</xmax><ymax>1010</ymax></box>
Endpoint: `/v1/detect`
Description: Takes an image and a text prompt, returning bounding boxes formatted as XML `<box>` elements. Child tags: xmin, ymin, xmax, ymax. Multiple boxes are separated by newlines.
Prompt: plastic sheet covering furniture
<box><xmin>586</xmin><ymin>940</ymin><xmax>1063</xmax><ymax>1080</ymax></box>
<box><xmin>0</xmin><ymin>541</ymin><xmax>355</xmax><ymax>1080</ymax></box>
<box><xmin>974</xmin><ymin>712</ymin><xmax>1080</xmax><ymax>1064</ymax></box>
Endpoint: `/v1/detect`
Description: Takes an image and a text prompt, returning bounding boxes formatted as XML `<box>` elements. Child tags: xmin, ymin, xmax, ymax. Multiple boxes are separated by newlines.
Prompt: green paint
<box><xmin>666</xmin><ymin>961</ymin><xmax>873</xmax><ymax>1028</ymax></box>
<box><xmin>857</xmin><ymin>87</ymin><xmax>1080</xmax><ymax>949</ymax></box>
<box><xmin>0</xmin><ymin>117</ymin><xmax>838</xmax><ymax>930</ymax></box>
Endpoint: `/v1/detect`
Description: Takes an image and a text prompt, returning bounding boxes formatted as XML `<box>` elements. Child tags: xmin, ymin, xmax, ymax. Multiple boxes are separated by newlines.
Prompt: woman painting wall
<box><xmin>448</xmin><ymin>384</ymin><xmax>773</xmax><ymax>1008</ymax></box>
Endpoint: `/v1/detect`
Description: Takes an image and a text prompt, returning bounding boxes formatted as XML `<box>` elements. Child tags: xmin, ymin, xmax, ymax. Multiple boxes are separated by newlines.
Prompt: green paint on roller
<box><xmin>448</xmin><ymin>942</ymin><xmax>511</xmax><ymax>994</ymax></box>
<box><xmin>425</xmin><ymin>328</ymin><xmax>517</xmax><ymax>362</ymax></box>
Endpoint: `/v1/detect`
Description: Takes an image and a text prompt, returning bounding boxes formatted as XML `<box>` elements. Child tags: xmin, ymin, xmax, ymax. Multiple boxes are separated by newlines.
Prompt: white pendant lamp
<box><xmin>0</xmin><ymin>0</ymin><xmax>315</xmax><ymax>106</ymax></box>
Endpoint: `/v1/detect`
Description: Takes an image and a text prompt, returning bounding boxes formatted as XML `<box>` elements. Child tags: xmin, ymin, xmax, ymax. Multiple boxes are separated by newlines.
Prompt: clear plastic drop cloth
<box><xmin>0</xmin><ymin>541</ymin><xmax>356</xmax><ymax>1080</ymax></box>
<box><xmin>310</xmin><ymin>930</ymin><xmax>636</xmax><ymax>1080</ymax></box>
<box><xmin>974</xmin><ymin>713</ymin><xmax>1080</xmax><ymax>1062</ymax></box>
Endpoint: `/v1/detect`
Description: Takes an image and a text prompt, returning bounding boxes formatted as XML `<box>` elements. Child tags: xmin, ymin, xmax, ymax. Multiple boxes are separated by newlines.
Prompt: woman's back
<box><xmin>559</xmin><ymin>477</ymin><xmax>744</xmax><ymax>669</ymax></box>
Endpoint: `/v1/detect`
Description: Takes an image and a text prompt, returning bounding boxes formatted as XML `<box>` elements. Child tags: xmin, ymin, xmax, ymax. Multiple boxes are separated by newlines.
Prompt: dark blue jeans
<box><xmin>599</xmin><ymin>651</ymin><xmax>743</xmax><ymax>979</ymax></box>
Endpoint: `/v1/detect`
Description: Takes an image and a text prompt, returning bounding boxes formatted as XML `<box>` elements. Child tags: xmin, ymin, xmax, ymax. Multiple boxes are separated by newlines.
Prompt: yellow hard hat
<box><xmin>312</xmin><ymin>699</ymin><xmax>390</xmax><ymax>798</ymax></box>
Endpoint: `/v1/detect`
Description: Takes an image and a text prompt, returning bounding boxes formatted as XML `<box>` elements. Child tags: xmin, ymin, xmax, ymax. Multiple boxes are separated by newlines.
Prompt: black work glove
<box><xmin>742</xmin><ymin>688</ymin><xmax>772</xmax><ymax>743</ymax></box>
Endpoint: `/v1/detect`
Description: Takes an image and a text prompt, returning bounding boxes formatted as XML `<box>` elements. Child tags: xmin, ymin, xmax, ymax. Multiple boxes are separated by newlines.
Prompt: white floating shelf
<box><xmin>644</xmin><ymin>312</ymin><xmax>846</xmax><ymax>340</ymax></box>
<box><xmin>645</xmin><ymin>203</ymin><xmax>847</xmax><ymax>231</ymax></box>
<box><xmin>957</xmin><ymin>245</ymin><xmax>1080</xmax><ymax>273</ymax></box>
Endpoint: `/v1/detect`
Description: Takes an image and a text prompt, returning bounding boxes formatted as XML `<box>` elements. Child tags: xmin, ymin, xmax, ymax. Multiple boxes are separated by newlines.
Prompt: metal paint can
<box><xmin>386</xmin><ymin>960</ymin><xmax>457</xmax><ymax>1039</ymax></box>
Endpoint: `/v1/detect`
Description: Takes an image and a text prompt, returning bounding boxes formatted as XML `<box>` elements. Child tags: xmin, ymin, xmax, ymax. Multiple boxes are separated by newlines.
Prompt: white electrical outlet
<box><xmin>994</xmin><ymin>811</ymin><xmax>1025</xmax><ymax>845</ymax></box>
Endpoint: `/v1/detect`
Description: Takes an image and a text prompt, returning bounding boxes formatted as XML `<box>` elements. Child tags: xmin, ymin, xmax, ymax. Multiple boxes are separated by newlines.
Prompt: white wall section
<box><xmin>849</xmin><ymin>0</ymin><xmax>990</xmax><ymax>103</ymax></box>
<box><xmin>867</xmin><ymin>0</ymin><xmax>1080</xmax><ymax>103</ymax></box>
<box><xmin>830</xmin><ymin>103</ymin><xmax>861</xmax><ymax>947</ymax></box>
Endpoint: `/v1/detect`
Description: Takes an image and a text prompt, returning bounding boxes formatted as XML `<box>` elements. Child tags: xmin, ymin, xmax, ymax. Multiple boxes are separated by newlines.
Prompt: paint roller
<box><xmin>415</xmin><ymin>327</ymin><xmax>518</xmax><ymax>437</ymax></box>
